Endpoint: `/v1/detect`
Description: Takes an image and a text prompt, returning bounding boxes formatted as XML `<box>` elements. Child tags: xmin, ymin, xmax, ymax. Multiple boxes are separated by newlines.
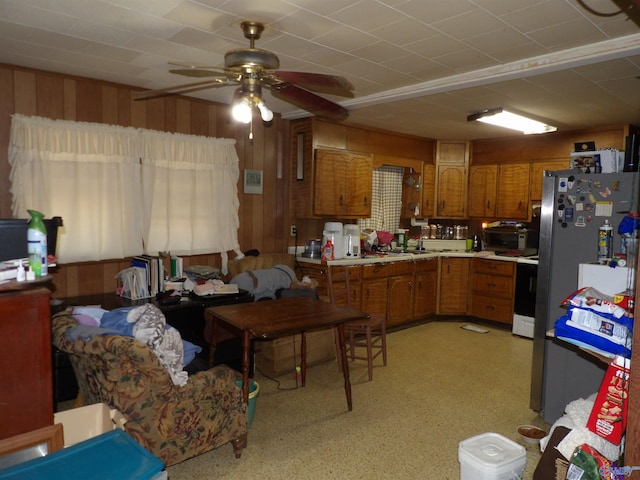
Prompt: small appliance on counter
<box><xmin>343</xmin><ymin>224</ymin><xmax>360</xmax><ymax>257</ymax></box>
<box><xmin>322</xmin><ymin>222</ymin><xmax>345</xmax><ymax>259</ymax></box>
<box><xmin>302</xmin><ymin>239</ymin><xmax>322</xmax><ymax>258</ymax></box>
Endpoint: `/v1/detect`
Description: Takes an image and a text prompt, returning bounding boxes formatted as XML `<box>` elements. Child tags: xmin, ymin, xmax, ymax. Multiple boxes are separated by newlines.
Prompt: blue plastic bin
<box><xmin>0</xmin><ymin>429</ymin><xmax>163</xmax><ymax>480</ymax></box>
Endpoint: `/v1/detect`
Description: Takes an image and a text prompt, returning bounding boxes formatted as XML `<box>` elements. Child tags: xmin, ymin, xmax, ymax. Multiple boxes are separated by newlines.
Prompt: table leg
<box><xmin>241</xmin><ymin>330</ymin><xmax>251</xmax><ymax>403</ymax></box>
<box><xmin>300</xmin><ymin>332</ymin><xmax>307</xmax><ymax>387</ymax></box>
<box><xmin>335</xmin><ymin>323</ymin><xmax>352</xmax><ymax>411</ymax></box>
<box><xmin>207</xmin><ymin>318</ymin><xmax>218</xmax><ymax>368</ymax></box>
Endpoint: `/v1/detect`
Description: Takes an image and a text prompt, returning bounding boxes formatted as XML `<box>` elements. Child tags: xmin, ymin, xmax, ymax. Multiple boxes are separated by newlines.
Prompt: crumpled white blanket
<box><xmin>540</xmin><ymin>393</ymin><xmax>622</xmax><ymax>462</ymax></box>
<box><xmin>127</xmin><ymin>304</ymin><xmax>187</xmax><ymax>387</ymax></box>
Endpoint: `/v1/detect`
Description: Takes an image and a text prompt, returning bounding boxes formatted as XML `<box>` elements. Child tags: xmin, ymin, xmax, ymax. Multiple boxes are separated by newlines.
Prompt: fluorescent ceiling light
<box><xmin>467</xmin><ymin>108</ymin><xmax>557</xmax><ymax>134</ymax></box>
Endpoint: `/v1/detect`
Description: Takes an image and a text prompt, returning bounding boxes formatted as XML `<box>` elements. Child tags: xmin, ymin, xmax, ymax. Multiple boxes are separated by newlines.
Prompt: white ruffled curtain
<box><xmin>9</xmin><ymin>114</ymin><xmax>241</xmax><ymax>271</ymax></box>
<box><xmin>358</xmin><ymin>165</ymin><xmax>404</xmax><ymax>233</ymax></box>
<box><xmin>9</xmin><ymin>114</ymin><xmax>144</xmax><ymax>263</ymax></box>
<box><xmin>141</xmin><ymin>130</ymin><xmax>240</xmax><ymax>273</ymax></box>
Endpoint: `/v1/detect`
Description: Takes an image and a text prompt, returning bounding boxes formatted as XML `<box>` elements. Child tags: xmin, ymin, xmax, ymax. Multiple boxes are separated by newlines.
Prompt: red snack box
<box><xmin>586</xmin><ymin>355</ymin><xmax>630</xmax><ymax>445</ymax></box>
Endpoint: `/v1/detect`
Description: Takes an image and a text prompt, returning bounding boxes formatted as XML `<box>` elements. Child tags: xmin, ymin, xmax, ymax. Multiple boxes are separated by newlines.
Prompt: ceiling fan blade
<box><xmin>270</xmin><ymin>71</ymin><xmax>354</xmax><ymax>97</ymax></box>
<box><xmin>134</xmin><ymin>78</ymin><xmax>231</xmax><ymax>100</ymax></box>
<box><xmin>169</xmin><ymin>69</ymin><xmax>226</xmax><ymax>78</ymax></box>
<box><xmin>270</xmin><ymin>83</ymin><xmax>349</xmax><ymax>120</ymax></box>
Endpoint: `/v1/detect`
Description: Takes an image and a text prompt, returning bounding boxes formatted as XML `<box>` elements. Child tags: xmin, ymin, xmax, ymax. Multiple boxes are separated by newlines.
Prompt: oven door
<box><xmin>513</xmin><ymin>262</ymin><xmax>538</xmax><ymax>338</ymax></box>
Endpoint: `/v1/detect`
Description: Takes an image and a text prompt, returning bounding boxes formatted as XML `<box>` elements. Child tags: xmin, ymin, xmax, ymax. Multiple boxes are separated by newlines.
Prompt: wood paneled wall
<box><xmin>0</xmin><ymin>64</ymin><xmax>291</xmax><ymax>297</ymax></box>
<box><xmin>472</xmin><ymin>125</ymin><xmax>628</xmax><ymax>165</ymax></box>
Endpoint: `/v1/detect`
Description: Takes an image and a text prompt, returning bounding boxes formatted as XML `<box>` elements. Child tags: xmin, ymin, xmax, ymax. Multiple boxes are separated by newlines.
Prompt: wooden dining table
<box><xmin>204</xmin><ymin>296</ymin><xmax>369</xmax><ymax>412</ymax></box>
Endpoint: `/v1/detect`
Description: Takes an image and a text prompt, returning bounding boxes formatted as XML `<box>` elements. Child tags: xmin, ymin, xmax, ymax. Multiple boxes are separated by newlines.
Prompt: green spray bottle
<box><xmin>27</xmin><ymin>209</ymin><xmax>47</xmax><ymax>276</ymax></box>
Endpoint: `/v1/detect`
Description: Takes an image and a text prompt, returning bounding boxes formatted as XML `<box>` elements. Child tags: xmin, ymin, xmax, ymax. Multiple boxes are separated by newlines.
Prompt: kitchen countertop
<box><xmin>296</xmin><ymin>250</ymin><xmax>539</xmax><ymax>266</ymax></box>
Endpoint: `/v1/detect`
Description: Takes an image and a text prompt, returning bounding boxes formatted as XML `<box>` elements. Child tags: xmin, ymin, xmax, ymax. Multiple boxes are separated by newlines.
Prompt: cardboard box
<box><xmin>533</xmin><ymin>426</ymin><xmax>571</xmax><ymax>480</ymax></box>
<box><xmin>54</xmin><ymin>403</ymin><xmax>127</xmax><ymax>447</ymax></box>
<box><xmin>255</xmin><ymin>329</ymin><xmax>336</xmax><ymax>377</ymax></box>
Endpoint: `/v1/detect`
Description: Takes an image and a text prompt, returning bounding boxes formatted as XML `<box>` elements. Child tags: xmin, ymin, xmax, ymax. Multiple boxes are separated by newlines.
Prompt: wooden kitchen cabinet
<box><xmin>435</xmin><ymin>140</ymin><xmax>469</xmax><ymax>218</ymax></box>
<box><xmin>495</xmin><ymin>163</ymin><xmax>530</xmax><ymax>220</ymax></box>
<box><xmin>468</xmin><ymin>164</ymin><xmax>498</xmax><ymax>218</ymax></box>
<box><xmin>413</xmin><ymin>258</ymin><xmax>438</xmax><ymax>319</ymax></box>
<box><xmin>437</xmin><ymin>257</ymin><xmax>470</xmax><ymax>315</ymax></box>
<box><xmin>387</xmin><ymin>261</ymin><xmax>415</xmax><ymax>326</ymax></box>
<box><xmin>421</xmin><ymin>164</ymin><xmax>436</xmax><ymax>218</ymax></box>
<box><xmin>361</xmin><ymin>263</ymin><xmax>389</xmax><ymax>319</ymax></box>
<box><xmin>470</xmin><ymin>258</ymin><xmax>516</xmax><ymax>324</ymax></box>
<box><xmin>436</xmin><ymin>165</ymin><xmax>467</xmax><ymax>218</ymax></box>
<box><xmin>0</xmin><ymin>286</ymin><xmax>53</xmax><ymax>440</ymax></box>
<box><xmin>530</xmin><ymin>160</ymin><xmax>568</xmax><ymax>201</ymax></box>
<box><xmin>313</xmin><ymin>149</ymin><xmax>373</xmax><ymax>217</ymax></box>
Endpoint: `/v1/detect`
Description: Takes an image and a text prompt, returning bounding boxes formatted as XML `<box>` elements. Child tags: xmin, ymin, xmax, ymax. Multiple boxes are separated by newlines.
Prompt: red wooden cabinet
<box><xmin>0</xmin><ymin>286</ymin><xmax>53</xmax><ymax>439</ymax></box>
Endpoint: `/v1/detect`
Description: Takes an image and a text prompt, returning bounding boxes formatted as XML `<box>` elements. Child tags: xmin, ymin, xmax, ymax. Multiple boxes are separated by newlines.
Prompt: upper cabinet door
<box><xmin>435</xmin><ymin>140</ymin><xmax>469</xmax><ymax>218</ymax></box>
<box><xmin>436</xmin><ymin>165</ymin><xmax>467</xmax><ymax>218</ymax></box>
<box><xmin>530</xmin><ymin>160</ymin><xmax>568</xmax><ymax>201</ymax></box>
<box><xmin>421</xmin><ymin>164</ymin><xmax>436</xmax><ymax>218</ymax></box>
<box><xmin>468</xmin><ymin>165</ymin><xmax>498</xmax><ymax>218</ymax></box>
<box><xmin>313</xmin><ymin>149</ymin><xmax>373</xmax><ymax>217</ymax></box>
<box><xmin>495</xmin><ymin>163</ymin><xmax>530</xmax><ymax>220</ymax></box>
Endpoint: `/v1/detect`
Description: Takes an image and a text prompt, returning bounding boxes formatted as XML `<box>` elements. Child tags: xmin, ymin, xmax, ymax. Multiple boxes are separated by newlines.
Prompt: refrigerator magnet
<box><xmin>558</xmin><ymin>177</ymin><xmax>568</xmax><ymax>192</ymax></box>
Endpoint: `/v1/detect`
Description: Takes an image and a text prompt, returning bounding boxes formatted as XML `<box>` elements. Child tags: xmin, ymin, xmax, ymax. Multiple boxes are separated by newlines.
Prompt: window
<box><xmin>9</xmin><ymin>115</ymin><xmax>241</xmax><ymax>272</ymax></box>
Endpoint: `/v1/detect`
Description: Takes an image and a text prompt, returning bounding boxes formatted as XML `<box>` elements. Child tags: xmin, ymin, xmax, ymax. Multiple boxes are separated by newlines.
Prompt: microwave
<box><xmin>484</xmin><ymin>226</ymin><xmax>538</xmax><ymax>256</ymax></box>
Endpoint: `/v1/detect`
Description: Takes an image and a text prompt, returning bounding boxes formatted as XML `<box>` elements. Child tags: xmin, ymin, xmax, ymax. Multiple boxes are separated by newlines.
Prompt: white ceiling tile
<box><xmin>0</xmin><ymin>0</ymin><xmax>77</xmax><ymax>33</ymax></box>
<box><xmin>472</xmin><ymin>0</ymin><xmax>548</xmax><ymax>17</ymax></box>
<box><xmin>271</xmin><ymin>9</ymin><xmax>342</xmax><ymax>40</ymax></box>
<box><xmin>68</xmin><ymin>21</ymin><xmax>137</xmax><ymax>47</ymax></box>
<box><xmin>283</xmin><ymin>0</ymin><xmax>361</xmax><ymax>17</ymax></box>
<box><xmin>370</xmin><ymin>17</ymin><xmax>439</xmax><ymax>47</ymax></box>
<box><xmin>393</xmin><ymin>0</ymin><xmax>474</xmax><ymax>24</ymax></box>
<box><xmin>350</xmin><ymin>40</ymin><xmax>411</xmax><ymax>64</ymax></box>
<box><xmin>314</xmin><ymin>25</ymin><xmax>378</xmax><ymax>52</ymax></box>
<box><xmin>327</xmin><ymin>0</ymin><xmax>406</xmax><ymax>31</ymax></box>
<box><xmin>431</xmin><ymin>8</ymin><xmax>504</xmax><ymax>41</ymax></box>
<box><xmin>163</xmin><ymin>1</ymin><xmax>228</xmax><ymax>33</ymax></box>
<box><xmin>405</xmin><ymin>34</ymin><xmax>466</xmax><ymax>59</ymax></box>
<box><xmin>527</xmin><ymin>17</ymin><xmax>607</xmax><ymax>50</ymax></box>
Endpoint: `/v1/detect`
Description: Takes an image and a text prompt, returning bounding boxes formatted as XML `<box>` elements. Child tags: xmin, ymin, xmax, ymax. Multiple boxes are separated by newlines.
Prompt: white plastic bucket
<box><xmin>459</xmin><ymin>432</ymin><xmax>526</xmax><ymax>480</ymax></box>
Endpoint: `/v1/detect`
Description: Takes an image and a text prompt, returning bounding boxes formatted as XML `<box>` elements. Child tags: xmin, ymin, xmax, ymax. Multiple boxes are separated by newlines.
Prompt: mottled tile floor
<box><xmin>167</xmin><ymin>320</ymin><xmax>549</xmax><ymax>479</ymax></box>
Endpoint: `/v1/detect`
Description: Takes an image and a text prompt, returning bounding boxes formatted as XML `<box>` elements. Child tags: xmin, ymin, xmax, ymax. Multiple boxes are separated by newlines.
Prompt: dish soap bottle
<box><xmin>27</xmin><ymin>209</ymin><xmax>47</xmax><ymax>276</ymax></box>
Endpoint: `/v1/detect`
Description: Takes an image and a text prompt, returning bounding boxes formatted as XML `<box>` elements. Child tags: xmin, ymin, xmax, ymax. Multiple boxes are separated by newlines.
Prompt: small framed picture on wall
<box><xmin>244</xmin><ymin>169</ymin><xmax>263</xmax><ymax>194</ymax></box>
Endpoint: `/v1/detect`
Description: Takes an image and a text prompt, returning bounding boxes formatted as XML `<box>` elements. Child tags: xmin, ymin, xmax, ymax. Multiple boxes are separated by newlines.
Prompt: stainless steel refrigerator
<box><xmin>530</xmin><ymin>170</ymin><xmax>638</xmax><ymax>424</ymax></box>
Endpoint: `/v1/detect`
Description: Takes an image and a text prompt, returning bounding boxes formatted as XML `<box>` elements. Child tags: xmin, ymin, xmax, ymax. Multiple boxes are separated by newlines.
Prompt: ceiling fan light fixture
<box><xmin>468</xmin><ymin>108</ymin><xmax>557</xmax><ymax>134</ymax></box>
<box><xmin>231</xmin><ymin>97</ymin><xmax>253</xmax><ymax>124</ymax></box>
<box><xmin>257</xmin><ymin>99</ymin><xmax>273</xmax><ymax>122</ymax></box>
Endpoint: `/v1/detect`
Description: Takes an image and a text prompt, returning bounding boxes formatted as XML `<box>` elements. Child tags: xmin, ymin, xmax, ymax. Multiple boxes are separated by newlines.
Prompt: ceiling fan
<box><xmin>135</xmin><ymin>21</ymin><xmax>355</xmax><ymax>122</ymax></box>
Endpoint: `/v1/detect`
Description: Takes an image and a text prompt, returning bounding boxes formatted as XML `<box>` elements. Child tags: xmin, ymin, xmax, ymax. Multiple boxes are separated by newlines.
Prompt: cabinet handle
<box><xmin>364</xmin><ymin>195</ymin><xmax>368</xmax><ymax>207</ymax></box>
<box><xmin>339</xmin><ymin>194</ymin><xmax>344</xmax><ymax>206</ymax></box>
<box><xmin>408</xmin><ymin>281</ymin><xmax>412</xmax><ymax>291</ymax></box>
<box><xmin>486</xmin><ymin>305</ymin><xmax>495</xmax><ymax>310</ymax></box>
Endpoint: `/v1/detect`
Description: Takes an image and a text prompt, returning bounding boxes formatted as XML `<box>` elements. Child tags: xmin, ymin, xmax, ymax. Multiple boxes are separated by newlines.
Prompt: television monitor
<box><xmin>0</xmin><ymin>217</ymin><xmax>63</xmax><ymax>263</ymax></box>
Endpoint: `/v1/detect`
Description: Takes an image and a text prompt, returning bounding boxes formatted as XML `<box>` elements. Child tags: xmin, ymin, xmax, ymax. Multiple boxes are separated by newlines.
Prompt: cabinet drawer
<box><xmin>386</xmin><ymin>260</ymin><xmax>414</xmax><ymax>276</ymax></box>
<box><xmin>472</xmin><ymin>273</ymin><xmax>514</xmax><ymax>298</ymax></box>
<box><xmin>473</xmin><ymin>259</ymin><xmax>515</xmax><ymax>276</ymax></box>
<box><xmin>362</xmin><ymin>263</ymin><xmax>388</xmax><ymax>279</ymax></box>
<box><xmin>415</xmin><ymin>258</ymin><xmax>437</xmax><ymax>273</ymax></box>
<box><xmin>329</xmin><ymin>265</ymin><xmax>362</xmax><ymax>282</ymax></box>
<box><xmin>471</xmin><ymin>295</ymin><xmax>513</xmax><ymax>324</ymax></box>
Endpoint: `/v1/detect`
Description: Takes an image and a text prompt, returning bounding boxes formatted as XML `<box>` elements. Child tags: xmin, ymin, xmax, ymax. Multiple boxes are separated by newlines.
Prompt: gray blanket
<box><xmin>230</xmin><ymin>264</ymin><xmax>296</xmax><ymax>301</ymax></box>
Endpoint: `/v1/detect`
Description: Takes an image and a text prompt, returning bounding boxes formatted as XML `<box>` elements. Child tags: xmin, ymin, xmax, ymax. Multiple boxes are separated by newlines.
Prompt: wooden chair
<box><xmin>326</xmin><ymin>267</ymin><xmax>387</xmax><ymax>380</ymax></box>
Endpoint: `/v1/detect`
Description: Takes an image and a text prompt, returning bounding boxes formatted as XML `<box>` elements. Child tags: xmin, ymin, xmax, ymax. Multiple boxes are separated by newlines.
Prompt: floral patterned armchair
<box><xmin>51</xmin><ymin>310</ymin><xmax>248</xmax><ymax>467</ymax></box>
